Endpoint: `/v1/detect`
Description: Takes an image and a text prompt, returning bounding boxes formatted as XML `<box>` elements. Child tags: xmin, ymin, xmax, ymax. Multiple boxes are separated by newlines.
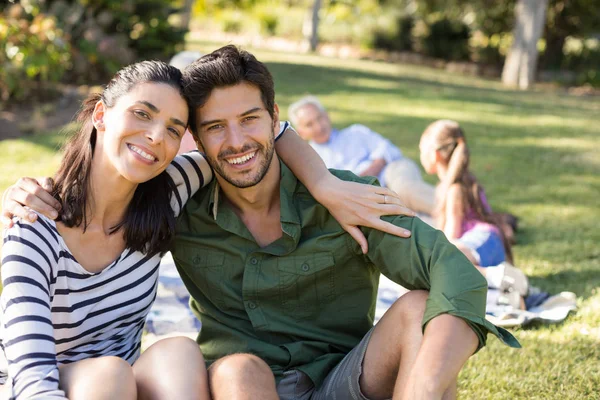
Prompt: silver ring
<box><xmin>383</xmin><ymin>194</ymin><xmax>387</xmax><ymax>204</ymax></box>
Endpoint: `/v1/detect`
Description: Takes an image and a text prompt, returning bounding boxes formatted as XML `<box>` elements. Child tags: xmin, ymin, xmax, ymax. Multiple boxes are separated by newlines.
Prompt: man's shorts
<box><xmin>276</xmin><ymin>328</ymin><xmax>390</xmax><ymax>400</ymax></box>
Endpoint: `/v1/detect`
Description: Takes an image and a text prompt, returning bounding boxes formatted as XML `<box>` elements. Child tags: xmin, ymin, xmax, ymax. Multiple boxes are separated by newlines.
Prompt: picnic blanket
<box><xmin>144</xmin><ymin>253</ymin><xmax>577</xmax><ymax>345</ymax></box>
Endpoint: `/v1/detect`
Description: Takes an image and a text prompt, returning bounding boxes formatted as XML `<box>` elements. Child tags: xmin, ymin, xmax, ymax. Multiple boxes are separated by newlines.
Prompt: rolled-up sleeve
<box><xmin>355</xmin><ymin>215</ymin><xmax>521</xmax><ymax>350</ymax></box>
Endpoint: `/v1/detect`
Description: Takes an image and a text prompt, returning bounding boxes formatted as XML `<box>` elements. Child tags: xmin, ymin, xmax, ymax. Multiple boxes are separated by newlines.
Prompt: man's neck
<box><xmin>216</xmin><ymin>155</ymin><xmax>283</xmax><ymax>247</ymax></box>
<box><xmin>218</xmin><ymin>154</ymin><xmax>282</xmax><ymax>217</ymax></box>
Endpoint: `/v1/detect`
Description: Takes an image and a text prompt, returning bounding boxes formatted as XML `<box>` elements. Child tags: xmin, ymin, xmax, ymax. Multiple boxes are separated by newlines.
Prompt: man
<box><xmin>289</xmin><ymin>96</ymin><xmax>435</xmax><ymax>216</ymax></box>
<box><xmin>2</xmin><ymin>46</ymin><xmax>519</xmax><ymax>399</ymax></box>
<box><xmin>176</xmin><ymin>46</ymin><xmax>518</xmax><ymax>399</ymax></box>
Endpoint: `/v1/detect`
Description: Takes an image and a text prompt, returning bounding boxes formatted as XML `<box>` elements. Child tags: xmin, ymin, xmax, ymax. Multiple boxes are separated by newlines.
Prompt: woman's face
<box><xmin>94</xmin><ymin>82</ymin><xmax>188</xmax><ymax>183</ymax></box>
<box><xmin>419</xmin><ymin>135</ymin><xmax>437</xmax><ymax>175</ymax></box>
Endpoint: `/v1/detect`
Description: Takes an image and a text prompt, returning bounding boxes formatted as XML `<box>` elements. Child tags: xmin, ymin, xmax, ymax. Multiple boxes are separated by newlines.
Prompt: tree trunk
<box><xmin>180</xmin><ymin>0</ymin><xmax>195</xmax><ymax>31</ymax></box>
<box><xmin>303</xmin><ymin>0</ymin><xmax>322</xmax><ymax>52</ymax></box>
<box><xmin>501</xmin><ymin>0</ymin><xmax>549</xmax><ymax>89</ymax></box>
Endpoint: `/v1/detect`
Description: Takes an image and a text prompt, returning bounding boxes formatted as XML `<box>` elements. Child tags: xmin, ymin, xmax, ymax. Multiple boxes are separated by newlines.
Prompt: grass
<box><xmin>2</xmin><ymin>43</ymin><xmax>600</xmax><ymax>398</ymax></box>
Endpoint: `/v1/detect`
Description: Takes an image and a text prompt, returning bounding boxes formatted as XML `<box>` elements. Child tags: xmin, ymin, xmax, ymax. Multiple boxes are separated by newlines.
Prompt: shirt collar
<box><xmin>207</xmin><ymin>160</ymin><xmax>301</xmax><ymax>228</ymax></box>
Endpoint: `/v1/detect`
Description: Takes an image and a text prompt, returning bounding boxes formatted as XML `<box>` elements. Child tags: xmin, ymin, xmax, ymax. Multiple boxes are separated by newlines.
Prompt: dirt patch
<box><xmin>0</xmin><ymin>85</ymin><xmax>92</xmax><ymax>141</ymax></box>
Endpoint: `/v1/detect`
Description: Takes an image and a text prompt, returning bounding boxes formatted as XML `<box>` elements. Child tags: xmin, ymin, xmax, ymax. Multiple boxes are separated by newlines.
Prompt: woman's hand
<box><xmin>313</xmin><ymin>174</ymin><xmax>415</xmax><ymax>254</ymax></box>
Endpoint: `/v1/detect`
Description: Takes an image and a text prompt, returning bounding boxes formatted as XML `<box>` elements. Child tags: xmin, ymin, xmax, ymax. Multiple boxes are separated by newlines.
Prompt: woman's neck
<box><xmin>86</xmin><ymin>157</ymin><xmax>138</xmax><ymax>234</ymax></box>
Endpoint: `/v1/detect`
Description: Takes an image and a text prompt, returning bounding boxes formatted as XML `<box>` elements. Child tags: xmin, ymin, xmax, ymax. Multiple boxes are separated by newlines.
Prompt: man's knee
<box><xmin>209</xmin><ymin>353</ymin><xmax>273</xmax><ymax>383</ymax></box>
<box><xmin>388</xmin><ymin>289</ymin><xmax>428</xmax><ymax>328</ymax></box>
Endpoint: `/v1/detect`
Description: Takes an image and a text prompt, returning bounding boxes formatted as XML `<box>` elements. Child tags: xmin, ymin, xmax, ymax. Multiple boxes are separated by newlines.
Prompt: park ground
<box><xmin>0</xmin><ymin>42</ymin><xmax>599</xmax><ymax>398</ymax></box>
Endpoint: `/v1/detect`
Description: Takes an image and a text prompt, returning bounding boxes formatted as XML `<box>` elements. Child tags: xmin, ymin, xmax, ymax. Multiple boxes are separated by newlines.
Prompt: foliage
<box><xmin>0</xmin><ymin>4</ymin><xmax>71</xmax><ymax>103</ymax></box>
<box><xmin>422</xmin><ymin>17</ymin><xmax>471</xmax><ymax>61</ymax></box>
<box><xmin>0</xmin><ymin>0</ymin><xmax>187</xmax><ymax>104</ymax></box>
<box><xmin>372</xmin><ymin>15</ymin><xmax>414</xmax><ymax>52</ymax></box>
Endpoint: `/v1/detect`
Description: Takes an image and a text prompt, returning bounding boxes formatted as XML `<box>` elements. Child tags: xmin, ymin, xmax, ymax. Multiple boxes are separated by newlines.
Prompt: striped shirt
<box><xmin>0</xmin><ymin>151</ymin><xmax>212</xmax><ymax>399</ymax></box>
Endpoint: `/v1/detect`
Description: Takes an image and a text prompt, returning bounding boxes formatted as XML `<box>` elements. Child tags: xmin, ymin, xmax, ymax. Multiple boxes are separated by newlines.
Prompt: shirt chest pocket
<box><xmin>181</xmin><ymin>246</ymin><xmax>229</xmax><ymax>311</ymax></box>
<box><xmin>277</xmin><ymin>252</ymin><xmax>336</xmax><ymax>320</ymax></box>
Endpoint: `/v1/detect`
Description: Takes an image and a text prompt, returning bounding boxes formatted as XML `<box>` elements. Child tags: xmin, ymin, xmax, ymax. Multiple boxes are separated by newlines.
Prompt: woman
<box><xmin>0</xmin><ymin>61</ymin><xmax>411</xmax><ymax>399</ymax></box>
<box><xmin>419</xmin><ymin>119</ymin><xmax>530</xmax><ymax>306</ymax></box>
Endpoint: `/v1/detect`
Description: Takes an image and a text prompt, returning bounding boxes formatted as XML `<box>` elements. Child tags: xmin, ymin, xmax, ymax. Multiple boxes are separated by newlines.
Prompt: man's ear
<box><xmin>92</xmin><ymin>100</ymin><xmax>106</xmax><ymax>132</ymax></box>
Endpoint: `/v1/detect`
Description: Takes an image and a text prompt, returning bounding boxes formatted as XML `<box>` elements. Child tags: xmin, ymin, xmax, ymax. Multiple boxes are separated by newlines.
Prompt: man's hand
<box><xmin>359</xmin><ymin>158</ymin><xmax>387</xmax><ymax>178</ymax></box>
<box><xmin>1</xmin><ymin>177</ymin><xmax>59</xmax><ymax>228</ymax></box>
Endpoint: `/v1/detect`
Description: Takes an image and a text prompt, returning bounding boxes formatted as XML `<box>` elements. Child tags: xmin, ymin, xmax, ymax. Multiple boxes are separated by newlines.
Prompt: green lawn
<box><xmin>1</xmin><ymin>46</ymin><xmax>599</xmax><ymax>398</ymax></box>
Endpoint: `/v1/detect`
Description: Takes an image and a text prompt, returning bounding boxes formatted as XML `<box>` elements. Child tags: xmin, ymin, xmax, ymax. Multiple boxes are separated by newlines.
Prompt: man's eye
<box><xmin>207</xmin><ymin>124</ymin><xmax>222</xmax><ymax>131</ymax></box>
<box><xmin>243</xmin><ymin>116</ymin><xmax>257</xmax><ymax>122</ymax></box>
<box><xmin>168</xmin><ymin>127</ymin><xmax>181</xmax><ymax>137</ymax></box>
<box><xmin>134</xmin><ymin>110</ymin><xmax>150</xmax><ymax>119</ymax></box>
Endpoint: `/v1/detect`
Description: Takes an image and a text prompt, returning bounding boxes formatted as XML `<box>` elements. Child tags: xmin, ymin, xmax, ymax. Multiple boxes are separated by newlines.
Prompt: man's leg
<box><xmin>208</xmin><ymin>353</ymin><xmax>278</xmax><ymax>400</ymax></box>
<box><xmin>360</xmin><ymin>290</ymin><xmax>429</xmax><ymax>399</ymax></box>
<box><xmin>314</xmin><ymin>290</ymin><xmax>462</xmax><ymax>400</ymax></box>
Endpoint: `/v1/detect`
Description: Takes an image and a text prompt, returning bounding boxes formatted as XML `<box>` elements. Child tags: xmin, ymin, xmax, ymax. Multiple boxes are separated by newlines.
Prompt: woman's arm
<box><xmin>1</xmin><ymin>220</ymin><xmax>67</xmax><ymax>399</ymax></box>
<box><xmin>443</xmin><ymin>183</ymin><xmax>465</xmax><ymax>239</ymax></box>
<box><xmin>275</xmin><ymin>129</ymin><xmax>415</xmax><ymax>254</ymax></box>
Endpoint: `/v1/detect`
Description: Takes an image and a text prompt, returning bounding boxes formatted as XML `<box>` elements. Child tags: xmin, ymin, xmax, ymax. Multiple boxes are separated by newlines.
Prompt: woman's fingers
<box><xmin>2</xmin><ymin>178</ymin><xmax>60</xmax><ymax>222</ymax></box>
<box><xmin>344</xmin><ymin>225</ymin><xmax>369</xmax><ymax>254</ymax></box>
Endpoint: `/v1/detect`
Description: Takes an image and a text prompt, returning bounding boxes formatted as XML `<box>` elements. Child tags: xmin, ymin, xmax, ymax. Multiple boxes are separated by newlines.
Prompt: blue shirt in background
<box><xmin>309</xmin><ymin>124</ymin><xmax>402</xmax><ymax>186</ymax></box>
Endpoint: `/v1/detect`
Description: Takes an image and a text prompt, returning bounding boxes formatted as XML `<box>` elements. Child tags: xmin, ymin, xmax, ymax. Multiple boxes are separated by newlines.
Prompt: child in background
<box><xmin>419</xmin><ymin>120</ymin><xmax>528</xmax><ymax>302</ymax></box>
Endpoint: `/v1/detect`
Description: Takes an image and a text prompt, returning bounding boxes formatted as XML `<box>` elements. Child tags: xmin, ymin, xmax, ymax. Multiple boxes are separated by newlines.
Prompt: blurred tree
<box><xmin>541</xmin><ymin>0</ymin><xmax>600</xmax><ymax>69</ymax></box>
<box><xmin>501</xmin><ymin>0</ymin><xmax>548</xmax><ymax>89</ymax></box>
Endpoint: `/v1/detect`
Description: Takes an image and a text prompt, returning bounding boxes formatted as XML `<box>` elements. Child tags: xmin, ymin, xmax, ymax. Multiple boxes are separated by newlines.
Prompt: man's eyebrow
<box><xmin>135</xmin><ymin>101</ymin><xmax>159</xmax><ymax>113</ymax></box>
<box><xmin>199</xmin><ymin>107</ymin><xmax>264</xmax><ymax>128</ymax></box>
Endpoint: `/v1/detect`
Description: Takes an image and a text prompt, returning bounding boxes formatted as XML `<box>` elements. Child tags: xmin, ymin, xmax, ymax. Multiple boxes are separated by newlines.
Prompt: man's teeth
<box><xmin>226</xmin><ymin>151</ymin><xmax>256</xmax><ymax>165</ymax></box>
<box><xmin>130</xmin><ymin>145</ymin><xmax>156</xmax><ymax>161</ymax></box>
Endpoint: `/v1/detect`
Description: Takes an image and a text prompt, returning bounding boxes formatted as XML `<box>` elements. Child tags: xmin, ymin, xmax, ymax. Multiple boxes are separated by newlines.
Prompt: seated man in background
<box><xmin>288</xmin><ymin>95</ymin><xmax>435</xmax><ymax>216</ymax></box>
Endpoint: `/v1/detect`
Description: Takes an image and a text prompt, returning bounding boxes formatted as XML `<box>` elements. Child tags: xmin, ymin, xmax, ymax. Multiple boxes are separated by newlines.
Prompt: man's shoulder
<box><xmin>329</xmin><ymin>168</ymin><xmax>379</xmax><ymax>186</ymax></box>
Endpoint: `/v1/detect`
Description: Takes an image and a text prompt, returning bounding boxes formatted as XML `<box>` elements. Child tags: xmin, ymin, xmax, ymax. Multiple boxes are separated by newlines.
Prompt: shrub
<box><xmin>373</xmin><ymin>15</ymin><xmax>414</xmax><ymax>52</ymax></box>
<box><xmin>0</xmin><ymin>5</ymin><xmax>71</xmax><ymax>103</ymax></box>
<box><xmin>422</xmin><ymin>18</ymin><xmax>471</xmax><ymax>61</ymax></box>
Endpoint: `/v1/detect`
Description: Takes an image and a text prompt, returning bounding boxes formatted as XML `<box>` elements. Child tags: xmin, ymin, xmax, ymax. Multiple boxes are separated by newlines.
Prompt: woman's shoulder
<box><xmin>4</xmin><ymin>212</ymin><xmax>60</xmax><ymax>242</ymax></box>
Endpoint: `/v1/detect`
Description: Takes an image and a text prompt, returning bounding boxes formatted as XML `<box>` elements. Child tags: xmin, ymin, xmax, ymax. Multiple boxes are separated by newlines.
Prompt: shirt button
<box><xmin>248</xmin><ymin>301</ymin><xmax>257</xmax><ymax>310</ymax></box>
<box><xmin>301</xmin><ymin>263</ymin><xmax>310</xmax><ymax>272</ymax></box>
<box><xmin>251</xmin><ymin>258</ymin><xmax>258</xmax><ymax>265</ymax></box>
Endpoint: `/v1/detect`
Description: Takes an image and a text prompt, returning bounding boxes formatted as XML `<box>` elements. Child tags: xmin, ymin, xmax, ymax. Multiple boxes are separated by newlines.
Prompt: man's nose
<box><xmin>226</xmin><ymin>123</ymin><xmax>245</xmax><ymax>148</ymax></box>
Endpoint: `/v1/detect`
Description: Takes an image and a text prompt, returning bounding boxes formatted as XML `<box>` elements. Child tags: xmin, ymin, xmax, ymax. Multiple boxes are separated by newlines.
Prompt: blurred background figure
<box><xmin>170</xmin><ymin>51</ymin><xmax>203</xmax><ymax>154</ymax></box>
<box><xmin>289</xmin><ymin>95</ymin><xmax>435</xmax><ymax>217</ymax></box>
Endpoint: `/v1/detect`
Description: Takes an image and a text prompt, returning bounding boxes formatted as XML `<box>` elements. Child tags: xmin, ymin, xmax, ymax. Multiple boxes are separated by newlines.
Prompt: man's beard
<box><xmin>204</xmin><ymin>127</ymin><xmax>275</xmax><ymax>189</ymax></box>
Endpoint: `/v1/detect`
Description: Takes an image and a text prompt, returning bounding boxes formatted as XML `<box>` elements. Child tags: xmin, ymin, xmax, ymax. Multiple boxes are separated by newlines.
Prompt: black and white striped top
<box><xmin>0</xmin><ymin>151</ymin><xmax>212</xmax><ymax>399</ymax></box>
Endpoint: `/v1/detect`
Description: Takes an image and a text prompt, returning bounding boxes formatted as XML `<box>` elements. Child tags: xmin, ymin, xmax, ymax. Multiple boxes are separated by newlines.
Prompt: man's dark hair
<box><xmin>53</xmin><ymin>60</ymin><xmax>190</xmax><ymax>257</ymax></box>
<box><xmin>182</xmin><ymin>45</ymin><xmax>275</xmax><ymax>136</ymax></box>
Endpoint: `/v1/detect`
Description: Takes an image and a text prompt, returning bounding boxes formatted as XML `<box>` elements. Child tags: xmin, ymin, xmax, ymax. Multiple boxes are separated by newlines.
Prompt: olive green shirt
<box><xmin>172</xmin><ymin>162</ymin><xmax>520</xmax><ymax>388</ymax></box>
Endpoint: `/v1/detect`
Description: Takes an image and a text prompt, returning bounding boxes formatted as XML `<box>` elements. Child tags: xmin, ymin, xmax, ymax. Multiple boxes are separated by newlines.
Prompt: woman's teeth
<box><xmin>129</xmin><ymin>145</ymin><xmax>156</xmax><ymax>161</ymax></box>
<box><xmin>226</xmin><ymin>151</ymin><xmax>256</xmax><ymax>165</ymax></box>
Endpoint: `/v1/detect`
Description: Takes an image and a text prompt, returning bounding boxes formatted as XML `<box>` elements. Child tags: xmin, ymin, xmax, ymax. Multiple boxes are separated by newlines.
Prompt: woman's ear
<box><xmin>92</xmin><ymin>100</ymin><xmax>106</xmax><ymax>132</ymax></box>
<box><xmin>272</xmin><ymin>103</ymin><xmax>280</xmax><ymax>130</ymax></box>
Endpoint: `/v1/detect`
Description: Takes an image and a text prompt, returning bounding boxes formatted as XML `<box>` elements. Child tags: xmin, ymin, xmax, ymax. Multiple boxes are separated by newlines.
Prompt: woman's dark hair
<box><xmin>53</xmin><ymin>60</ymin><xmax>190</xmax><ymax>257</ymax></box>
<box><xmin>423</xmin><ymin>119</ymin><xmax>513</xmax><ymax>263</ymax></box>
<box><xmin>182</xmin><ymin>45</ymin><xmax>275</xmax><ymax>138</ymax></box>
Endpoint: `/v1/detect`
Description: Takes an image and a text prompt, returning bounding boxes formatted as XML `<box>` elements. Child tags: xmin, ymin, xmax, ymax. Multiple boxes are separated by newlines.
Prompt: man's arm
<box><xmin>353</xmin><ymin>212</ymin><xmax>520</xmax><ymax>350</ymax></box>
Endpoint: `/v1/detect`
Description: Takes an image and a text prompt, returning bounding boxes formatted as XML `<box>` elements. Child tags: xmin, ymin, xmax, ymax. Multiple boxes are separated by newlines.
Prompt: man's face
<box><xmin>294</xmin><ymin>104</ymin><xmax>332</xmax><ymax>144</ymax></box>
<box><xmin>195</xmin><ymin>82</ymin><xmax>279</xmax><ymax>188</ymax></box>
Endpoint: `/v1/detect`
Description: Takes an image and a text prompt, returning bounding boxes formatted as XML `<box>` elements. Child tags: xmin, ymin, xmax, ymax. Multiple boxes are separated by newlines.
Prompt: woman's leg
<box><xmin>133</xmin><ymin>336</ymin><xmax>210</xmax><ymax>400</ymax></box>
<box><xmin>59</xmin><ymin>356</ymin><xmax>137</xmax><ymax>400</ymax></box>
